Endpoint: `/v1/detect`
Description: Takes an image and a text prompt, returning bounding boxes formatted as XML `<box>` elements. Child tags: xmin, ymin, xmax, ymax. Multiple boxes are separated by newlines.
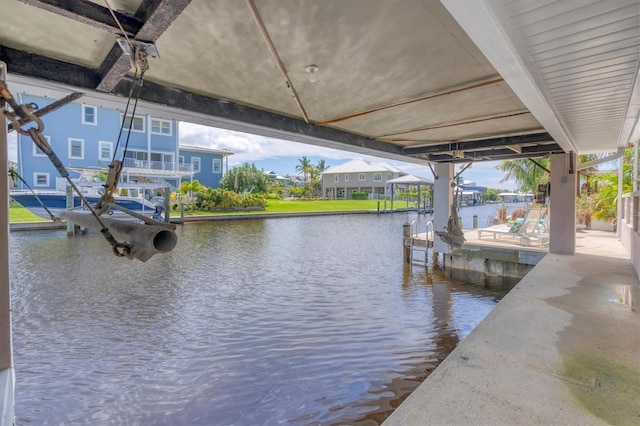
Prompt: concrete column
<box><xmin>0</xmin><ymin>62</ymin><xmax>13</xmax><ymax>373</ymax></box>
<box><xmin>549</xmin><ymin>153</ymin><xmax>577</xmax><ymax>254</ymax></box>
<box><xmin>433</xmin><ymin>163</ymin><xmax>454</xmax><ymax>254</ymax></box>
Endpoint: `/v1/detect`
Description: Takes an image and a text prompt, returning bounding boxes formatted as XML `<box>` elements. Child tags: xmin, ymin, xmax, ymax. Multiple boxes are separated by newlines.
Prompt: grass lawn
<box><xmin>9</xmin><ymin>198</ymin><xmax>406</xmax><ymax>222</ymax></box>
<box><xmin>179</xmin><ymin>198</ymin><xmax>402</xmax><ymax>216</ymax></box>
<box><xmin>9</xmin><ymin>203</ymin><xmax>47</xmax><ymax>222</ymax></box>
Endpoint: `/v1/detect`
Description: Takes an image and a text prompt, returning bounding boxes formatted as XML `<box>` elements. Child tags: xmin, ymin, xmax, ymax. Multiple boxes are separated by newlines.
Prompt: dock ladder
<box><xmin>407</xmin><ymin>219</ymin><xmax>434</xmax><ymax>267</ymax></box>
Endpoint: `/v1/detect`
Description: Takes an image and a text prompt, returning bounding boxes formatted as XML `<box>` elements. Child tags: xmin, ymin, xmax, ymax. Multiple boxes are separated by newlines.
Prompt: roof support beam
<box><xmin>402</xmin><ymin>133</ymin><xmax>554</xmax><ymax>156</ymax></box>
<box><xmin>424</xmin><ymin>143</ymin><xmax>564</xmax><ymax>163</ymax></box>
<box><xmin>111</xmin><ymin>78</ymin><xmax>409</xmax><ymax>160</ymax></box>
<box><xmin>96</xmin><ymin>0</ymin><xmax>192</xmax><ymax>92</ymax></box>
<box><xmin>0</xmin><ymin>45</ymin><xmax>98</xmax><ymax>88</ymax></box>
<box><xmin>18</xmin><ymin>0</ymin><xmax>141</xmax><ymax>35</ymax></box>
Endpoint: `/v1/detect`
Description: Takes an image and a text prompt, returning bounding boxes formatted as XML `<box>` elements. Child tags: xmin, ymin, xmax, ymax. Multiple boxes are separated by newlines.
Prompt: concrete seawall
<box><xmin>384</xmin><ymin>230</ymin><xmax>640</xmax><ymax>425</ymax></box>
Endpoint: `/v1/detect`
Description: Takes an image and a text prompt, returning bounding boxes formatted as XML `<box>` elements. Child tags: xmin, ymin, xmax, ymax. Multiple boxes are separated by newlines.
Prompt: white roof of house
<box><xmin>179</xmin><ymin>145</ymin><xmax>234</xmax><ymax>156</ymax></box>
<box><xmin>322</xmin><ymin>158</ymin><xmax>403</xmax><ymax>174</ymax></box>
<box><xmin>386</xmin><ymin>174</ymin><xmax>434</xmax><ymax>185</ymax></box>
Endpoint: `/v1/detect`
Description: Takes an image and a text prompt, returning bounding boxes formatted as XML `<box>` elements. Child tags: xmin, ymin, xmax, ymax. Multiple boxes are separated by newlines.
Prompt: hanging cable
<box><xmin>9</xmin><ymin>168</ymin><xmax>60</xmax><ymax>222</ymax></box>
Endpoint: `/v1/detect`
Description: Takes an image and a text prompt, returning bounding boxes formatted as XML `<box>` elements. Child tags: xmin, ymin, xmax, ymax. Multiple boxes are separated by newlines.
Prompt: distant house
<box><xmin>321</xmin><ymin>158</ymin><xmax>406</xmax><ymax>199</ymax></box>
<box><xmin>179</xmin><ymin>146</ymin><xmax>233</xmax><ymax>188</ymax></box>
<box><xmin>263</xmin><ymin>170</ymin><xmax>291</xmax><ymax>186</ymax></box>
<box><xmin>14</xmin><ymin>93</ymin><xmax>232</xmax><ymax>192</ymax></box>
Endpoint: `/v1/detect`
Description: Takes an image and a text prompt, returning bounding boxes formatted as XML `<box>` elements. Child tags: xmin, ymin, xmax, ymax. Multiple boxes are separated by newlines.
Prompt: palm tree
<box><xmin>584</xmin><ymin>146</ymin><xmax>634</xmax><ymax>226</ymax></box>
<box><xmin>296</xmin><ymin>156</ymin><xmax>313</xmax><ymax>184</ymax></box>
<box><xmin>496</xmin><ymin>158</ymin><xmax>549</xmax><ymax>194</ymax></box>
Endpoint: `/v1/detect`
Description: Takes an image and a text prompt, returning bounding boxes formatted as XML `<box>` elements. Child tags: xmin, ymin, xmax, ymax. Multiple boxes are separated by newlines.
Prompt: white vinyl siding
<box><xmin>68</xmin><ymin>138</ymin><xmax>84</xmax><ymax>159</ymax></box>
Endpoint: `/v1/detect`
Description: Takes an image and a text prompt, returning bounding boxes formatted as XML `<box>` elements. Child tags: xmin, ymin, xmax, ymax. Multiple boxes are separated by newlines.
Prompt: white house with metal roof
<box><xmin>321</xmin><ymin>159</ymin><xmax>406</xmax><ymax>199</ymax></box>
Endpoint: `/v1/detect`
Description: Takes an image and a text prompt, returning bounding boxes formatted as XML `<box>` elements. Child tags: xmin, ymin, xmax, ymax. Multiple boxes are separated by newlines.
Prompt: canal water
<box><xmin>9</xmin><ymin>210</ymin><xmax>518</xmax><ymax>425</ymax></box>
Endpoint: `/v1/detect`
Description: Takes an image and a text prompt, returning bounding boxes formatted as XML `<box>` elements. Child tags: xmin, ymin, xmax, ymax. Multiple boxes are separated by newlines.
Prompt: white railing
<box><xmin>122</xmin><ymin>158</ymin><xmax>194</xmax><ymax>173</ymax></box>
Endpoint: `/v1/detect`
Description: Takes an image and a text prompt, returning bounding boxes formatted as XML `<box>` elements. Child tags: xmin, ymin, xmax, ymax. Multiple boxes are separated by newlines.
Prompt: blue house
<box><xmin>15</xmin><ymin>93</ymin><xmax>232</xmax><ymax>193</ymax></box>
<box><xmin>178</xmin><ymin>146</ymin><xmax>232</xmax><ymax>188</ymax></box>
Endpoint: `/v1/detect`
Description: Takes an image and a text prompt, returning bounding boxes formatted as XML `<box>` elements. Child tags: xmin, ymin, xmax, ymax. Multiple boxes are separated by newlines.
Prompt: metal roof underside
<box><xmin>1</xmin><ymin>0</ymin><xmax>638</xmax><ymax>164</ymax></box>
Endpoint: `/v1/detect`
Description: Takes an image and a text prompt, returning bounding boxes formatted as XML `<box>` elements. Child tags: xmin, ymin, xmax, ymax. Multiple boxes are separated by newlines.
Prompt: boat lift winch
<box><xmin>1</xmin><ymin>49</ymin><xmax>177</xmax><ymax>262</ymax></box>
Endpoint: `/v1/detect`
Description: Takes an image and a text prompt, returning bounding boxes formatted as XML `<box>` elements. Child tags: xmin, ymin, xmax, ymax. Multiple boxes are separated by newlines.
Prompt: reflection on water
<box><xmin>10</xmin><ymin>213</ymin><xmax>517</xmax><ymax>425</ymax></box>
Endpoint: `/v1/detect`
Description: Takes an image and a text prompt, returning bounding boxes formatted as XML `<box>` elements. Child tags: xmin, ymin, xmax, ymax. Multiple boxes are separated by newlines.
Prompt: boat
<box><xmin>10</xmin><ymin>186</ymin><xmax>162</xmax><ymax>221</ymax></box>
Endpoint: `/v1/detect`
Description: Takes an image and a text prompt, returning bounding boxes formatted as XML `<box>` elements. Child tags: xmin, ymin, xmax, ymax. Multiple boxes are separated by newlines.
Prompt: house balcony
<box><xmin>122</xmin><ymin>158</ymin><xmax>194</xmax><ymax>177</ymax></box>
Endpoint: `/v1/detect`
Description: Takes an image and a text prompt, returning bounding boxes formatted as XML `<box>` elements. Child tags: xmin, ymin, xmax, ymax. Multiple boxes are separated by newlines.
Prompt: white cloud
<box><xmin>180</xmin><ymin>122</ymin><xmax>518</xmax><ymax>189</ymax></box>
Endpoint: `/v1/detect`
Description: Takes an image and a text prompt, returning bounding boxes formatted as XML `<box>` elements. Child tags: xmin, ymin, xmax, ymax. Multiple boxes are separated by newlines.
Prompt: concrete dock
<box><xmin>384</xmin><ymin>229</ymin><xmax>640</xmax><ymax>425</ymax></box>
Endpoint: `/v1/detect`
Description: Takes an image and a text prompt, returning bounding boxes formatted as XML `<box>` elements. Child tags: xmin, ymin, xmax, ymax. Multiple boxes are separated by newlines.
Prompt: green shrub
<box><xmin>196</xmin><ymin>188</ymin><xmax>266</xmax><ymax>210</ymax></box>
<box><xmin>351</xmin><ymin>191</ymin><xmax>368</xmax><ymax>200</ymax></box>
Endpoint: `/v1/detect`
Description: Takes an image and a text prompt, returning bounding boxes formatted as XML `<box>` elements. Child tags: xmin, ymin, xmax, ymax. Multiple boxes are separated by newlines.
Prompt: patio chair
<box><xmin>477</xmin><ymin>206</ymin><xmax>549</xmax><ymax>246</ymax></box>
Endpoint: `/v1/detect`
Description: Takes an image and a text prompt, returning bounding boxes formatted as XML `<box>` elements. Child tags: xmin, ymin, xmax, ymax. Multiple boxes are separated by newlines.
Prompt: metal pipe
<box><xmin>60</xmin><ymin>212</ymin><xmax>177</xmax><ymax>262</ymax></box>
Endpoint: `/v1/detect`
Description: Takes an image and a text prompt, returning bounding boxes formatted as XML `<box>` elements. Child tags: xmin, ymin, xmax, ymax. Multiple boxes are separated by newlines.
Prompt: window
<box><xmin>358</xmin><ymin>173</ymin><xmax>366</xmax><ymax>181</ymax></box>
<box><xmin>334</xmin><ymin>175</ymin><xmax>339</xmax><ymax>183</ymax></box>
<box><xmin>179</xmin><ymin>156</ymin><xmax>185</xmax><ymax>164</ymax></box>
<box><xmin>82</xmin><ymin>105</ymin><xmax>97</xmax><ymax>125</ymax></box>
<box><xmin>68</xmin><ymin>138</ymin><xmax>84</xmax><ymax>159</ymax></box>
<box><xmin>213</xmin><ymin>158</ymin><xmax>222</xmax><ymax>173</ymax></box>
<box><xmin>150</xmin><ymin>118</ymin><xmax>172</xmax><ymax>135</ymax></box>
<box><xmin>125</xmin><ymin>150</ymin><xmax>148</xmax><ymax>167</ymax></box>
<box><xmin>33</xmin><ymin>135</ymin><xmax>50</xmax><ymax>157</ymax></box>
<box><xmin>344</xmin><ymin>174</ymin><xmax>349</xmax><ymax>182</ymax></box>
<box><xmin>34</xmin><ymin>173</ymin><xmax>49</xmax><ymax>187</ymax></box>
<box><xmin>151</xmin><ymin>152</ymin><xmax>174</xmax><ymax>170</ymax></box>
<box><xmin>373</xmin><ymin>173</ymin><xmax>382</xmax><ymax>182</ymax></box>
<box><xmin>99</xmin><ymin>141</ymin><xmax>112</xmax><ymax>161</ymax></box>
<box><xmin>122</xmin><ymin>114</ymin><xmax>145</xmax><ymax>132</ymax></box>
<box><xmin>192</xmin><ymin>157</ymin><xmax>201</xmax><ymax>172</ymax></box>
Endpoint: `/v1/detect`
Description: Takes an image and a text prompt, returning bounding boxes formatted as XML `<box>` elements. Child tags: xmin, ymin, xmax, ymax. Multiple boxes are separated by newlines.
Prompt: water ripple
<box><xmin>9</xmin><ymin>214</ymin><xmax>517</xmax><ymax>425</ymax></box>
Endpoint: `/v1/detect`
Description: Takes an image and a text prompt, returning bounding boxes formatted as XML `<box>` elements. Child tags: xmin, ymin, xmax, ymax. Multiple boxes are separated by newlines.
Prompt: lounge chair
<box><xmin>477</xmin><ymin>206</ymin><xmax>549</xmax><ymax>246</ymax></box>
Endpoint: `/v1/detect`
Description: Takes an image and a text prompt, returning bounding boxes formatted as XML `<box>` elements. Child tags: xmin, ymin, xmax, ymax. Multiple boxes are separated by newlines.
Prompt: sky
<box><xmin>7</xmin><ymin>122</ymin><xmax>518</xmax><ymax>190</ymax></box>
<box><xmin>178</xmin><ymin>123</ymin><xmax>519</xmax><ymax>190</ymax></box>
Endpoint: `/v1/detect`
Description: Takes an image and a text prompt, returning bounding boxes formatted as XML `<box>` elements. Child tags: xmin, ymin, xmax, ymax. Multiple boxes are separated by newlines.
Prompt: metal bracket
<box><xmin>116</xmin><ymin>37</ymin><xmax>160</xmax><ymax>58</ymax></box>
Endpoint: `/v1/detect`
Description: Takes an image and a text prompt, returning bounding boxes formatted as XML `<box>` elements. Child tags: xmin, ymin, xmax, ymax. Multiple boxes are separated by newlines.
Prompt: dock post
<box><xmin>403</xmin><ymin>222</ymin><xmax>411</xmax><ymax>264</ymax></box>
<box><xmin>473</xmin><ymin>215</ymin><xmax>478</xmax><ymax>229</ymax></box>
<box><xmin>164</xmin><ymin>187</ymin><xmax>171</xmax><ymax>223</ymax></box>
<box><xmin>377</xmin><ymin>201</ymin><xmax>380</xmax><ymax>214</ymax></box>
<box><xmin>66</xmin><ymin>185</ymin><xmax>74</xmax><ymax>235</ymax></box>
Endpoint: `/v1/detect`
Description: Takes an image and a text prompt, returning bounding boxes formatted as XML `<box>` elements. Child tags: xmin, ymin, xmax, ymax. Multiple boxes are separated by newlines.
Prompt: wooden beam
<box><xmin>402</xmin><ymin>133</ymin><xmax>554</xmax><ymax>156</ymax></box>
<box><xmin>111</xmin><ymin>78</ymin><xmax>406</xmax><ymax>157</ymax></box>
<box><xmin>425</xmin><ymin>143</ymin><xmax>564</xmax><ymax>163</ymax></box>
<box><xmin>95</xmin><ymin>0</ymin><xmax>192</xmax><ymax>92</ymax></box>
<box><xmin>0</xmin><ymin>45</ymin><xmax>98</xmax><ymax>89</ymax></box>
<box><xmin>18</xmin><ymin>0</ymin><xmax>141</xmax><ymax>35</ymax></box>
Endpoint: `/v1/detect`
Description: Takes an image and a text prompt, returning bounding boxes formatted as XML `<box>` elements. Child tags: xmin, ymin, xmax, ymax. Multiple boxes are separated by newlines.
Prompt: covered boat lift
<box><xmin>1</xmin><ymin>1</ymin><xmax>639</xmax><ymax>423</ymax></box>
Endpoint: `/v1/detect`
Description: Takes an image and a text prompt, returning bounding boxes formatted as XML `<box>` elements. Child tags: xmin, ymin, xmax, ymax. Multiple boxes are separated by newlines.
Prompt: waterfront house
<box><xmin>179</xmin><ymin>145</ymin><xmax>232</xmax><ymax>188</ymax></box>
<box><xmin>14</xmin><ymin>94</ymin><xmax>232</xmax><ymax>193</ymax></box>
<box><xmin>321</xmin><ymin>158</ymin><xmax>406</xmax><ymax>199</ymax></box>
